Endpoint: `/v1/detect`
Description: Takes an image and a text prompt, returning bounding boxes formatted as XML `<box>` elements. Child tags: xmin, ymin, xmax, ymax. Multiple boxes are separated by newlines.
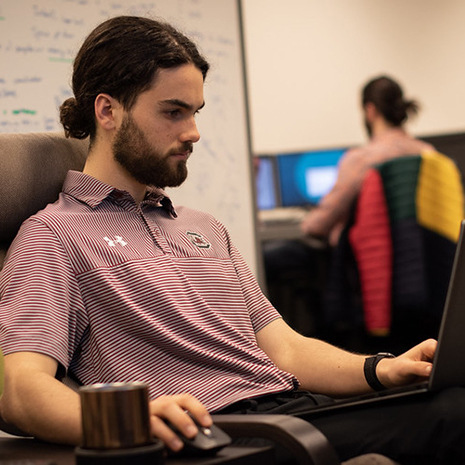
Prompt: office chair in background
<box><xmin>324</xmin><ymin>152</ymin><xmax>465</xmax><ymax>355</ymax></box>
<box><xmin>0</xmin><ymin>132</ymin><xmax>400</xmax><ymax>465</ymax></box>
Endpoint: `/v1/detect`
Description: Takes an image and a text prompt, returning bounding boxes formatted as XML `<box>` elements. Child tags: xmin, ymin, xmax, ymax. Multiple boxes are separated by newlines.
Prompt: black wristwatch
<box><xmin>364</xmin><ymin>352</ymin><xmax>395</xmax><ymax>391</ymax></box>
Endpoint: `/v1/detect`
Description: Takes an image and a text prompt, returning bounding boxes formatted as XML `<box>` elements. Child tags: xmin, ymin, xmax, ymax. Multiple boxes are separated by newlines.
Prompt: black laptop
<box><xmin>304</xmin><ymin>219</ymin><xmax>465</xmax><ymax>415</ymax></box>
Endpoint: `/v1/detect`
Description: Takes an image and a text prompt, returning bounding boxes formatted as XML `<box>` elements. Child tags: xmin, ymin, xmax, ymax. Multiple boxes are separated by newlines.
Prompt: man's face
<box><xmin>112</xmin><ymin>64</ymin><xmax>205</xmax><ymax>188</ymax></box>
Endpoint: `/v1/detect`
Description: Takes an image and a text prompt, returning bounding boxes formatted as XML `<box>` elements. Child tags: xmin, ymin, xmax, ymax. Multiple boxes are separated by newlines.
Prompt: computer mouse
<box><xmin>167</xmin><ymin>418</ymin><xmax>232</xmax><ymax>456</ymax></box>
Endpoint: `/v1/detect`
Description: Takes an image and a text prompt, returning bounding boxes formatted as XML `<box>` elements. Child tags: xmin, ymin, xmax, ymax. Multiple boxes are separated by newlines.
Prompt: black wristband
<box><xmin>364</xmin><ymin>352</ymin><xmax>395</xmax><ymax>391</ymax></box>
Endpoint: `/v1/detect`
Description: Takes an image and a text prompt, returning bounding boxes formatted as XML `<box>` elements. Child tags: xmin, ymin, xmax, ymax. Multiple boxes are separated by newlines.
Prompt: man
<box><xmin>0</xmin><ymin>17</ymin><xmax>463</xmax><ymax>464</ymax></box>
<box><xmin>301</xmin><ymin>75</ymin><xmax>435</xmax><ymax>246</ymax></box>
<box><xmin>263</xmin><ymin>76</ymin><xmax>435</xmax><ymax>330</ymax></box>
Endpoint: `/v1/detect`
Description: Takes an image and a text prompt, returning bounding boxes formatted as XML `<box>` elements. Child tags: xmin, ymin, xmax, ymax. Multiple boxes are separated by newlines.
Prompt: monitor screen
<box><xmin>255</xmin><ymin>156</ymin><xmax>278</xmax><ymax>210</ymax></box>
<box><xmin>277</xmin><ymin>148</ymin><xmax>346</xmax><ymax>207</ymax></box>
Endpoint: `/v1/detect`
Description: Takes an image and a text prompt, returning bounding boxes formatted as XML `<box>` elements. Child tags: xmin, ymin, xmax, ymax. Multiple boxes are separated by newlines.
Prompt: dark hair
<box><xmin>60</xmin><ymin>16</ymin><xmax>210</xmax><ymax>140</ymax></box>
<box><xmin>362</xmin><ymin>75</ymin><xmax>419</xmax><ymax>127</ymax></box>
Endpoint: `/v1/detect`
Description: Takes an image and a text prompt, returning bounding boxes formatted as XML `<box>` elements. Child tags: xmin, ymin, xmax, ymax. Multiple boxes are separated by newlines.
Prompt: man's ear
<box><xmin>94</xmin><ymin>93</ymin><xmax>121</xmax><ymax>131</ymax></box>
<box><xmin>364</xmin><ymin>102</ymin><xmax>378</xmax><ymax>123</ymax></box>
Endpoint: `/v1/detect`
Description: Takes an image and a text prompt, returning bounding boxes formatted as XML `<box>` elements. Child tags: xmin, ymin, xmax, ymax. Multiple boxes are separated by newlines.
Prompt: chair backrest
<box><xmin>349</xmin><ymin>152</ymin><xmax>464</xmax><ymax>342</ymax></box>
<box><xmin>0</xmin><ymin>132</ymin><xmax>88</xmax><ymax>269</ymax></box>
<box><xmin>324</xmin><ymin>152</ymin><xmax>465</xmax><ymax>354</ymax></box>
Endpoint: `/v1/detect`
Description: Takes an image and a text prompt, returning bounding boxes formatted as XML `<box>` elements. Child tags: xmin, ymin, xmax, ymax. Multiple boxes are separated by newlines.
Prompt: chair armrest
<box><xmin>0</xmin><ymin>411</ymin><xmax>342</xmax><ymax>465</ymax></box>
<box><xmin>212</xmin><ymin>414</ymin><xmax>340</xmax><ymax>465</ymax></box>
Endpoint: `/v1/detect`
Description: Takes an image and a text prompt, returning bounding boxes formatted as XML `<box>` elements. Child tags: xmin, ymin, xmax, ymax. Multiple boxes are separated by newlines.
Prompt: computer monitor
<box><xmin>255</xmin><ymin>156</ymin><xmax>278</xmax><ymax>210</ymax></box>
<box><xmin>277</xmin><ymin>148</ymin><xmax>346</xmax><ymax>207</ymax></box>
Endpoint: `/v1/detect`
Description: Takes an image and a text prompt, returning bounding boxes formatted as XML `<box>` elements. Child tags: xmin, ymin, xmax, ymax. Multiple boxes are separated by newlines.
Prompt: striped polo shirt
<box><xmin>0</xmin><ymin>171</ymin><xmax>297</xmax><ymax>411</ymax></box>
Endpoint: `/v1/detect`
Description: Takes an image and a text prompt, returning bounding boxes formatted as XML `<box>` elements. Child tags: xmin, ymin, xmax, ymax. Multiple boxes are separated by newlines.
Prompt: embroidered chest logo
<box><xmin>186</xmin><ymin>231</ymin><xmax>211</xmax><ymax>249</ymax></box>
<box><xmin>104</xmin><ymin>235</ymin><xmax>127</xmax><ymax>247</ymax></box>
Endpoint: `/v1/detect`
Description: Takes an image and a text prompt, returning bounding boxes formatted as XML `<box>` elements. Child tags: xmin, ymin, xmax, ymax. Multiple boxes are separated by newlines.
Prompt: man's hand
<box><xmin>376</xmin><ymin>338</ymin><xmax>437</xmax><ymax>389</ymax></box>
<box><xmin>148</xmin><ymin>393</ymin><xmax>212</xmax><ymax>451</ymax></box>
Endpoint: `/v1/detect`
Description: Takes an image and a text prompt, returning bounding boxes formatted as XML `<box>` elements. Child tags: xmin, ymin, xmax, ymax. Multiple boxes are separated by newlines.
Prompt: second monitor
<box><xmin>277</xmin><ymin>147</ymin><xmax>346</xmax><ymax>207</ymax></box>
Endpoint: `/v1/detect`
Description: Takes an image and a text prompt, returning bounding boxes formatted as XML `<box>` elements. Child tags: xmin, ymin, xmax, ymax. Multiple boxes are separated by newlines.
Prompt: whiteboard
<box><xmin>0</xmin><ymin>0</ymin><xmax>259</xmax><ymax>275</ymax></box>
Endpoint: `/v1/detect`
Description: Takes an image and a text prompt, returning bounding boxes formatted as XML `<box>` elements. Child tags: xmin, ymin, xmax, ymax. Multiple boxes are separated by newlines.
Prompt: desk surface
<box><xmin>257</xmin><ymin>208</ymin><xmax>327</xmax><ymax>249</ymax></box>
<box><xmin>0</xmin><ymin>437</ymin><xmax>273</xmax><ymax>465</ymax></box>
<box><xmin>258</xmin><ymin>223</ymin><xmax>327</xmax><ymax>251</ymax></box>
<box><xmin>258</xmin><ymin>221</ymin><xmax>303</xmax><ymax>242</ymax></box>
<box><xmin>257</xmin><ymin>208</ymin><xmax>306</xmax><ymax>242</ymax></box>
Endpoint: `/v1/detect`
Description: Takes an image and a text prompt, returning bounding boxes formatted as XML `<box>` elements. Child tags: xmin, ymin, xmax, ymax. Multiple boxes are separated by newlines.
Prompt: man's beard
<box><xmin>112</xmin><ymin>114</ymin><xmax>192</xmax><ymax>188</ymax></box>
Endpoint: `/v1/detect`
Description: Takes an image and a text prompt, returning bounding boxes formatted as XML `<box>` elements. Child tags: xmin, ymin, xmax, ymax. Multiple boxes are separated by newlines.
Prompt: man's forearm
<box><xmin>283</xmin><ymin>336</ymin><xmax>370</xmax><ymax>396</ymax></box>
<box><xmin>257</xmin><ymin>319</ymin><xmax>371</xmax><ymax>397</ymax></box>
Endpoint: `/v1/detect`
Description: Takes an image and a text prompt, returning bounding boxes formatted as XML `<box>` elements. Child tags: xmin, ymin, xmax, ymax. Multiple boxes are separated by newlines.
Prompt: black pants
<box><xmin>215</xmin><ymin>388</ymin><xmax>465</xmax><ymax>464</ymax></box>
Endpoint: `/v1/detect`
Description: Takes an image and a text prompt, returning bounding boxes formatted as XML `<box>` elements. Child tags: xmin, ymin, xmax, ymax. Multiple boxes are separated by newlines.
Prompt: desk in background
<box><xmin>257</xmin><ymin>207</ymin><xmax>327</xmax><ymax>248</ymax></box>
<box><xmin>257</xmin><ymin>207</ymin><xmax>306</xmax><ymax>241</ymax></box>
<box><xmin>257</xmin><ymin>208</ymin><xmax>329</xmax><ymax>337</ymax></box>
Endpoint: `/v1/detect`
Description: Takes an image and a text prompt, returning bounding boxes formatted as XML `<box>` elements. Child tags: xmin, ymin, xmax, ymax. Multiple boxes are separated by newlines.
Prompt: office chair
<box><xmin>324</xmin><ymin>152</ymin><xmax>464</xmax><ymax>354</ymax></box>
<box><xmin>0</xmin><ymin>132</ymin><xmax>397</xmax><ymax>465</ymax></box>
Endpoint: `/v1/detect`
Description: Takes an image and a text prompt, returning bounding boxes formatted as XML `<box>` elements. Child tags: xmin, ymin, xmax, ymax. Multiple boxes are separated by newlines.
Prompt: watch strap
<box><xmin>364</xmin><ymin>352</ymin><xmax>395</xmax><ymax>391</ymax></box>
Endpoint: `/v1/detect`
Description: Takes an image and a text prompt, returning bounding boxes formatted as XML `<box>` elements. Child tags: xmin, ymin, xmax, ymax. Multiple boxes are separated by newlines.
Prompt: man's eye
<box><xmin>168</xmin><ymin>110</ymin><xmax>181</xmax><ymax>118</ymax></box>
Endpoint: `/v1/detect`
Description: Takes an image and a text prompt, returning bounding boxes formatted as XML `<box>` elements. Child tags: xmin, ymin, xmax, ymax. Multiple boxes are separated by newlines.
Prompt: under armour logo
<box><xmin>104</xmin><ymin>236</ymin><xmax>127</xmax><ymax>247</ymax></box>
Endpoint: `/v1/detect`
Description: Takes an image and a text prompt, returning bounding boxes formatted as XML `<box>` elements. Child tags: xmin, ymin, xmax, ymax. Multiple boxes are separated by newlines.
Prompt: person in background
<box><xmin>300</xmin><ymin>75</ymin><xmax>435</xmax><ymax>246</ymax></box>
<box><xmin>0</xmin><ymin>18</ymin><xmax>464</xmax><ymax>465</ymax></box>
<box><xmin>263</xmin><ymin>76</ymin><xmax>435</xmax><ymax>328</ymax></box>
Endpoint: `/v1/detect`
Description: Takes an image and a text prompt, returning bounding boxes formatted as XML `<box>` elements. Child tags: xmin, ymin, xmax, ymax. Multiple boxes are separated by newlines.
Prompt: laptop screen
<box><xmin>255</xmin><ymin>156</ymin><xmax>278</xmax><ymax>210</ymax></box>
<box><xmin>277</xmin><ymin>148</ymin><xmax>346</xmax><ymax>207</ymax></box>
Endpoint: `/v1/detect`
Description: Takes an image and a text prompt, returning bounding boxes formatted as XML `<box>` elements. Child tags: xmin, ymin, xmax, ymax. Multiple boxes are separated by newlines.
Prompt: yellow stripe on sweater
<box><xmin>416</xmin><ymin>151</ymin><xmax>464</xmax><ymax>242</ymax></box>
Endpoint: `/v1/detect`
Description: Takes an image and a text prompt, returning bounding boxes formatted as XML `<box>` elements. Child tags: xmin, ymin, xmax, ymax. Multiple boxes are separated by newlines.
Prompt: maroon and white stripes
<box><xmin>0</xmin><ymin>171</ymin><xmax>297</xmax><ymax>411</ymax></box>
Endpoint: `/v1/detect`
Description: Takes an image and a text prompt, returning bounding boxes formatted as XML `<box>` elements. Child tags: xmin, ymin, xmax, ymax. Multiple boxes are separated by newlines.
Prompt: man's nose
<box><xmin>180</xmin><ymin>117</ymin><xmax>200</xmax><ymax>143</ymax></box>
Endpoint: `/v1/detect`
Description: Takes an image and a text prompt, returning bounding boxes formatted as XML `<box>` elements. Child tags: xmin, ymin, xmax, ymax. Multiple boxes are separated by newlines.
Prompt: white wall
<box><xmin>242</xmin><ymin>0</ymin><xmax>465</xmax><ymax>154</ymax></box>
